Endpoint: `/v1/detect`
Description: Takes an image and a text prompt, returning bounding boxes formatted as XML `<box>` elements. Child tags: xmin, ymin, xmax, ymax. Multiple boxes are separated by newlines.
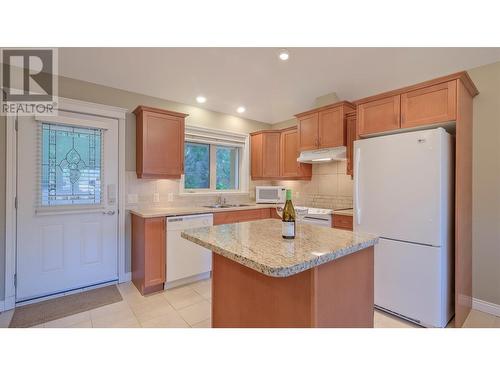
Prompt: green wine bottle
<box><xmin>282</xmin><ymin>189</ymin><xmax>296</xmax><ymax>239</ymax></box>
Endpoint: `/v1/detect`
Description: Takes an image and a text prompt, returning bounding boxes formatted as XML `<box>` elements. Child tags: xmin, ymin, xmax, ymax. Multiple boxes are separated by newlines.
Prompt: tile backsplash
<box><xmin>125</xmin><ymin>171</ymin><xmax>269</xmax><ymax>209</ymax></box>
<box><xmin>126</xmin><ymin>161</ymin><xmax>352</xmax><ymax>210</ymax></box>
<box><xmin>271</xmin><ymin>160</ymin><xmax>353</xmax><ymax>210</ymax></box>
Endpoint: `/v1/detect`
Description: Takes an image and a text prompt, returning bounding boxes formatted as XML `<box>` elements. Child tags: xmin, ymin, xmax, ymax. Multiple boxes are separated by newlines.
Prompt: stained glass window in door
<box><xmin>41</xmin><ymin>123</ymin><xmax>103</xmax><ymax>206</ymax></box>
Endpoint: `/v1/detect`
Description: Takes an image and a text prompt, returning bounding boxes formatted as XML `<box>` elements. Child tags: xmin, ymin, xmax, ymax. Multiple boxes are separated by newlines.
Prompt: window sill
<box><xmin>178</xmin><ymin>191</ymin><xmax>250</xmax><ymax>197</ymax></box>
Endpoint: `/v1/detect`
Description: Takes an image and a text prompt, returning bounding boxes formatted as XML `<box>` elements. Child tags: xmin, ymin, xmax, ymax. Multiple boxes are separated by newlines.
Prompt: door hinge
<box><xmin>14</xmin><ymin>274</ymin><xmax>17</xmax><ymax>288</ymax></box>
<box><xmin>14</xmin><ymin>196</ymin><xmax>18</xmax><ymax>209</ymax></box>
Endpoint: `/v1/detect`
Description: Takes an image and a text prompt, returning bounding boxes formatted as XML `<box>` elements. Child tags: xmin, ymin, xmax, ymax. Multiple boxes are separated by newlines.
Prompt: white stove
<box><xmin>295</xmin><ymin>206</ymin><xmax>333</xmax><ymax>227</ymax></box>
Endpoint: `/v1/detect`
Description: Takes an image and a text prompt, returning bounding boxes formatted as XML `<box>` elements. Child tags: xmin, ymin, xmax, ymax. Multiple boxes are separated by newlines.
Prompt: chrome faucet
<box><xmin>216</xmin><ymin>195</ymin><xmax>226</xmax><ymax>206</ymax></box>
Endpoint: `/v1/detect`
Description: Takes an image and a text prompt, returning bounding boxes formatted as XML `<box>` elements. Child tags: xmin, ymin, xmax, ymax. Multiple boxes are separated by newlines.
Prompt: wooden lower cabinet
<box><xmin>131</xmin><ymin>214</ymin><xmax>166</xmax><ymax>295</ymax></box>
<box><xmin>214</xmin><ymin>208</ymin><xmax>271</xmax><ymax>225</ymax></box>
<box><xmin>212</xmin><ymin>247</ymin><xmax>374</xmax><ymax>327</ymax></box>
<box><xmin>332</xmin><ymin>214</ymin><xmax>353</xmax><ymax>231</ymax></box>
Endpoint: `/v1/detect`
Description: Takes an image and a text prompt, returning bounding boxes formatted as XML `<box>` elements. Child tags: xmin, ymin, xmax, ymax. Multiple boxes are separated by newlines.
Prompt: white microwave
<box><xmin>255</xmin><ymin>186</ymin><xmax>286</xmax><ymax>204</ymax></box>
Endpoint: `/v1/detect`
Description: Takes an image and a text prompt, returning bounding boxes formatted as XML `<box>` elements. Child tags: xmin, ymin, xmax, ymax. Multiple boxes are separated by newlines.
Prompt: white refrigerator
<box><xmin>354</xmin><ymin>128</ymin><xmax>453</xmax><ymax>328</ymax></box>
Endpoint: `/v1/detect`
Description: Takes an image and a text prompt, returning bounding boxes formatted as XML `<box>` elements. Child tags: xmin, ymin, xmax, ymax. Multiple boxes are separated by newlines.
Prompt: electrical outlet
<box><xmin>295</xmin><ymin>191</ymin><xmax>300</xmax><ymax>198</ymax></box>
<box><xmin>153</xmin><ymin>192</ymin><xmax>160</xmax><ymax>203</ymax></box>
<box><xmin>127</xmin><ymin>194</ymin><xmax>138</xmax><ymax>204</ymax></box>
<box><xmin>168</xmin><ymin>192</ymin><xmax>174</xmax><ymax>202</ymax></box>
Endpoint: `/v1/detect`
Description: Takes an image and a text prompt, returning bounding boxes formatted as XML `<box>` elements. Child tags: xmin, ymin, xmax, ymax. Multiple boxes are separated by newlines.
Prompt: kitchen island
<box><xmin>181</xmin><ymin>219</ymin><xmax>378</xmax><ymax>328</ymax></box>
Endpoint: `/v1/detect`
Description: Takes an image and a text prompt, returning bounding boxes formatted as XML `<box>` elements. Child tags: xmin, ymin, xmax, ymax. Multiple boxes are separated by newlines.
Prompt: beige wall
<box><xmin>272</xmin><ymin>118</ymin><xmax>298</xmax><ymax>130</ymax></box>
<box><xmin>468</xmin><ymin>61</ymin><xmax>500</xmax><ymax>305</ymax></box>
<box><xmin>58</xmin><ymin>76</ymin><xmax>271</xmax><ymax>171</ymax></box>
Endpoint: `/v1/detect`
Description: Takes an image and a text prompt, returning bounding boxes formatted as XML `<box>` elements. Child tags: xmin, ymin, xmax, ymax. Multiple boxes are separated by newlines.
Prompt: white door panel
<box><xmin>16</xmin><ymin>110</ymin><xmax>119</xmax><ymax>301</ymax></box>
<box><xmin>354</xmin><ymin>128</ymin><xmax>451</xmax><ymax>246</ymax></box>
<box><xmin>374</xmin><ymin>238</ymin><xmax>449</xmax><ymax>327</ymax></box>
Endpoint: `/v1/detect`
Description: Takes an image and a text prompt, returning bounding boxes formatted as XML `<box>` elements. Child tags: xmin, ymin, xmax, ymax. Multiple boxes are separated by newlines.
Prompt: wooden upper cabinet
<box><xmin>280</xmin><ymin>127</ymin><xmax>312</xmax><ymax>179</ymax></box>
<box><xmin>134</xmin><ymin>106</ymin><xmax>188</xmax><ymax>179</ymax></box>
<box><xmin>345</xmin><ymin>112</ymin><xmax>357</xmax><ymax>177</ymax></box>
<box><xmin>357</xmin><ymin>95</ymin><xmax>400</xmax><ymax>136</ymax></box>
<box><xmin>318</xmin><ymin>106</ymin><xmax>345</xmax><ymax>148</ymax></box>
<box><xmin>296</xmin><ymin>101</ymin><xmax>354</xmax><ymax>151</ymax></box>
<box><xmin>251</xmin><ymin>127</ymin><xmax>311</xmax><ymax>180</ymax></box>
<box><xmin>251</xmin><ymin>132</ymin><xmax>263</xmax><ymax>178</ymax></box>
<box><xmin>297</xmin><ymin>112</ymin><xmax>319</xmax><ymax>151</ymax></box>
<box><xmin>401</xmin><ymin>81</ymin><xmax>457</xmax><ymax>128</ymax></box>
<box><xmin>251</xmin><ymin>131</ymin><xmax>281</xmax><ymax>179</ymax></box>
<box><xmin>262</xmin><ymin>132</ymin><xmax>281</xmax><ymax>178</ymax></box>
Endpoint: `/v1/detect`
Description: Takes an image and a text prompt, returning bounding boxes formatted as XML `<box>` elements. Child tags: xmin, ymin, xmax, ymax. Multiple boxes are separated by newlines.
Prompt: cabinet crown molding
<box><xmin>354</xmin><ymin>71</ymin><xmax>479</xmax><ymax>105</ymax></box>
<box><xmin>133</xmin><ymin>105</ymin><xmax>189</xmax><ymax>118</ymax></box>
<box><xmin>250</xmin><ymin>129</ymin><xmax>283</xmax><ymax>136</ymax></box>
<box><xmin>294</xmin><ymin>101</ymin><xmax>355</xmax><ymax>118</ymax></box>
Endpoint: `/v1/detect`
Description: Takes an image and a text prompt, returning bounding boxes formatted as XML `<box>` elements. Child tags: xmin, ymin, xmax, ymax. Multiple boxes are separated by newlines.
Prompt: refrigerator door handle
<box><xmin>355</xmin><ymin>147</ymin><xmax>361</xmax><ymax>225</ymax></box>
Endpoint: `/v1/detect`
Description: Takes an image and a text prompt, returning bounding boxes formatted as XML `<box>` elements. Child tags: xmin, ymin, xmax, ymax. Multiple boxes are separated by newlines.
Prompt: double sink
<box><xmin>202</xmin><ymin>203</ymin><xmax>252</xmax><ymax>209</ymax></box>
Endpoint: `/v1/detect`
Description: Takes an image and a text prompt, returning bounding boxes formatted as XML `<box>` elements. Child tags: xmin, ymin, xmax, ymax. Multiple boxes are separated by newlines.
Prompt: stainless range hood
<box><xmin>297</xmin><ymin>146</ymin><xmax>347</xmax><ymax>164</ymax></box>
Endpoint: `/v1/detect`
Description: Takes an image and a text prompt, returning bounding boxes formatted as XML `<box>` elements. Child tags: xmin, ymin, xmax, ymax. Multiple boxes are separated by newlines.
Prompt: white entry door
<box><xmin>16</xmin><ymin>110</ymin><xmax>119</xmax><ymax>302</ymax></box>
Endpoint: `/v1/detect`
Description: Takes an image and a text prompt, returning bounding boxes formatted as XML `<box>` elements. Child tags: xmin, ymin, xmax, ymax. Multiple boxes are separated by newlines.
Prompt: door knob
<box><xmin>103</xmin><ymin>210</ymin><xmax>116</xmax><ymax>216</ymax></box>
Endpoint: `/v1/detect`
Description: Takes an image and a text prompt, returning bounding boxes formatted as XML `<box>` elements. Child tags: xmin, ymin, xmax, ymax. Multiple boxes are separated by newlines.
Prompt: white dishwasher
<box><xmin>165</xmin><ymin>213</ymin><xmax>213</xmax><ymax>289</ymax></box>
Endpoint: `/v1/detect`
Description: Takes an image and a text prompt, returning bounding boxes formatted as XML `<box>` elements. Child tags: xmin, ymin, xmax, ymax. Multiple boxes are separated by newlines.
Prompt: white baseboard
<box><xmin>164</xmin><ymin>271</ymin><xmax>211</xmax><ymax>290</ymax></box>
<box><xmin>119</xmin><ymin>272</ymin><xmax>132</xmax><ymax>283</ymax></box>
<box><xmin>0</xmin><ymin>296</ymin><xmax>15</xmax><ymax>312</ymax></box>
<box><xmin>472</xmin><ymin>298</ymin><xmax>500</xmax><ymax>317</ymax></box>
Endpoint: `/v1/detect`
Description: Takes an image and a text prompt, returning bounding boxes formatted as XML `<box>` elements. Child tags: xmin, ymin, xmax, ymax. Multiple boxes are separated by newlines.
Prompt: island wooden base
<box><xmin>211</xmin><ymin>246</ymin><xmax>374</xmax><ymax>328</ymax></box>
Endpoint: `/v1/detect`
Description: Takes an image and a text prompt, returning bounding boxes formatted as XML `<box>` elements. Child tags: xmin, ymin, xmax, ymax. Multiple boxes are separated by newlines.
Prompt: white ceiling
<box><xmin>59</xmin><ymin>48</ymin><xmax>500</xmax><ymax>124</ymax></box>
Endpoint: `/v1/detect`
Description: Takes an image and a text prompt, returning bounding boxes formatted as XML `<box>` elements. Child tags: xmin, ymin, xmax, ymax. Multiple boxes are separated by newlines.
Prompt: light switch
<box><xmin>107</xmin><ymin>184</ymin><xmax>116</xmax><ymax>205</ymax></box>
<box><xmin>128</xmin><ymin>194</ymin><xmax>138</xmax><ymax>204</ymax></box>
<box><xmin>168</xmin><ymin>192</ymin><xmax>174</xmax><ymax>202</ymax></box>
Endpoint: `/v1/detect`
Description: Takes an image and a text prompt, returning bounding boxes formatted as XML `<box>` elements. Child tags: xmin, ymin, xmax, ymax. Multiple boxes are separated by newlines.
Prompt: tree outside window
<box><xmin>184</xmin><ymin>142</ymin><xmax>239</xmax><ymax>191</ymax></box>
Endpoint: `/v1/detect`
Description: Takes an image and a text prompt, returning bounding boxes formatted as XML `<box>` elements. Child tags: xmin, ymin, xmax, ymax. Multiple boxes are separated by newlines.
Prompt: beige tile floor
<box><xmin>0</xmin><ymin>278</ymin><xmax>498</xmax><ymax>328</ymax></box>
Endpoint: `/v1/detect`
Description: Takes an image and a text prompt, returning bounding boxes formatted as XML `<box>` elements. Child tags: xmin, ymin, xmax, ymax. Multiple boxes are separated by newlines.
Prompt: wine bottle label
<box><xmin>282</xmin><ymin>221</ymin><xmax>295</xmax><ymax>237</ymax></box>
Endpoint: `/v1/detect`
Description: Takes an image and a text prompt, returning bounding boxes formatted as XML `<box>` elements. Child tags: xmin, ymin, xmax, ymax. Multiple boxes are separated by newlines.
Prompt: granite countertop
<box><xmin>333</xmin><ymin>208</ymin><xmax>354</xmax><ymax>216</ymax></box>
<box><xmin>129</xmin><ymin>203</ymin><xmax>279</xmax><ymax>218</ymax></box>
<box><xmin>181</xmin><ymin>219</ymin><xmax>378</xmax><ymax>277</ymax></box>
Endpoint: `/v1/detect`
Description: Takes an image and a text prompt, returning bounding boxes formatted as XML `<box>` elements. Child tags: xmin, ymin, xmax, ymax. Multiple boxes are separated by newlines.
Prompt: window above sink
<box><xmin>179</xmin><ymin>125</ymin><xmax>250</xmax><ymax>196</ymax></box>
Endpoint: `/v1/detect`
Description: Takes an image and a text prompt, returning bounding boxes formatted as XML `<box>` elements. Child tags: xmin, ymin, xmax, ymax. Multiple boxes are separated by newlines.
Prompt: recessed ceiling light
<box><xmin>196</xmin><ymin>96</ymin><xmax>206</xmax><ymax>103</ymax></box>
<box><xmin>278</xmin><ymin>49</ymin><xmax>290</xmax><ymax>61</ymax></box>
<box><xmin>236</xmin><ymin>106</ymin><xmax>246</xmax><ymax>114</ymax></box>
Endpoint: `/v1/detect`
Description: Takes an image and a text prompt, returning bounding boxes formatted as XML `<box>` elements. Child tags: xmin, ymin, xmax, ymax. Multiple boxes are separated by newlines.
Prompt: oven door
<box><xmin>301</xmin><ymin>215</ymin><xmax>332</xmax><ymax>227</ymax></box>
